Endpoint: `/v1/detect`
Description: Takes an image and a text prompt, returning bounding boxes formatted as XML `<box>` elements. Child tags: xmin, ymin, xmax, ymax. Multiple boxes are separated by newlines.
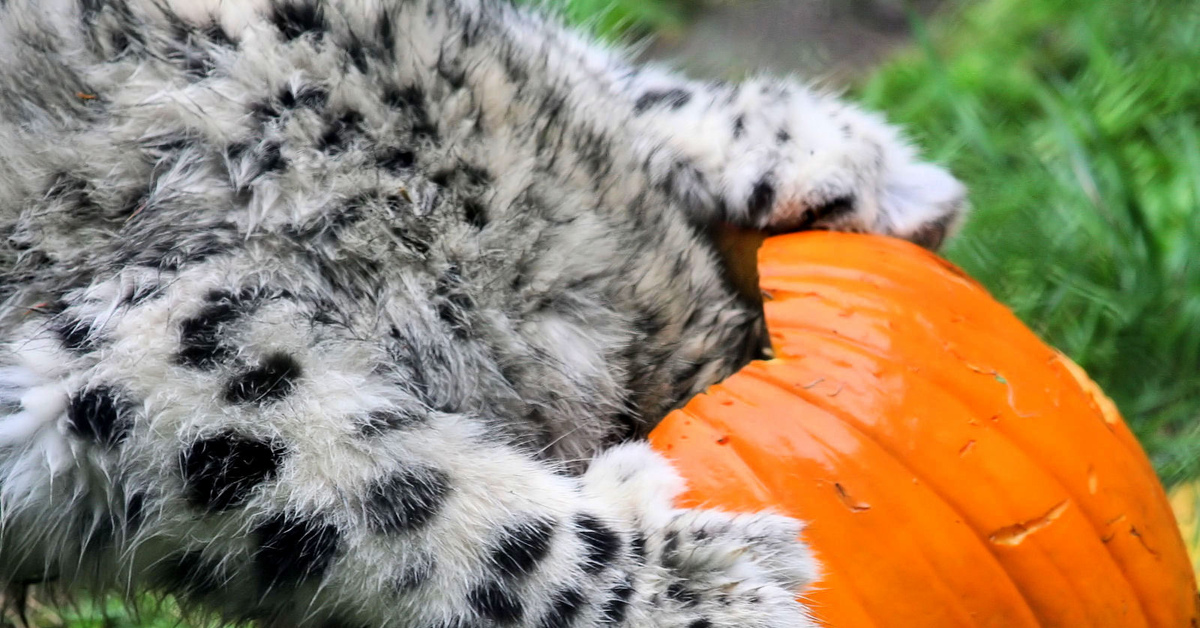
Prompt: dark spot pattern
<box><xmin>491</xmin><ymin>516</ymin><xmax>556</xmax><ymax>580</ymax></box>
<box><xmin>269</xmin><ymin>0</ymin><xmax>326</xmax><ymax>41</ymax></box>
<box><xmin>181</xmin><ymin>431</ymin><xmax>286</xmax><ymax>511</ymax></box>
<box><xmin>364</xmin><ymin>466</ymin><xmax>452</xmax><ymax>534</ymax></box>
<box><xmin>630</xmin><ymin>534</ymin><xmax>647</xmax><ymax>563</ymax></box>
<box><xmin>462</xmin><ymin>198</ymin><xmax>488</xmax><ymax>228</ymax></box>
<box><xmin>803</xmin><ymin>195</ymin><xmax>856</xmax><ymax>229</ymax></box>
<box><xmin>600</xmin><ymin>577</ymin><xmax>635</xmax><ymax>625</ymax></box>
<box><xmin>357</xmin><ymin>408</ymin><xmax>425</xmax><ymax>436</ymax></box>
<box><xmin>377</xmin><ymin>147</ymin><xmax>416</xmax><ymax>172</ymax></box>
<box><xmin>538</xmin><ymin>588</ymin><xmax>588</xmax><ymax>628</ymax></box>
<box><xmin>161</xmin><ymin>551</ymin><xmax>224</xmax><ymax>598</ymax></box>
<box><xmin>54</xmin><ymin>316</ymin><xmax>94</xmax><ymax>353</ymax></box>
<box><xmin>574</xmin><ymin>514</ymin><xmax>621</xmax><ymax>574</ymax></box>
<box><xmin>317</xmin><ymin>110</ymin><xmax>365</xmax><ymax>153</ymax></box>
<box><xmin>67</xmin><ymin>386</ymin><xmax>132</xmax><ymax>447</ymax></box>
<box><xmin>383</xmin><ymin>85</ymin><xmax>438</xmax><ymax>140</ymax></box>
<box><xmin>394</xmin><ymin>555</ymin><xmax>435</xmax><ymax>592</ymax></box>
<box><xmin>689</xmin><ymin>620</ymin><xmax>713</xmax><ymax>628</ymax></box>
<box><xmin>908</xmin><ymin>213</ymin><xmax>956</xmax><ymax>251</ymax></box>
<box><xmin>634</xmin><ymin>89</ymin><xmax>692</xmax><ymax>113</ymax></box>
<box><xmin>176</xmin><ymin>293</ymin><xmax>241</xmax><ymax>368</ymax></box>
<box><xmin>469</xmin><ymin>581</ymin><xmax>524</xmax><ymax>624</ymax></box>
<box><xmin>254</xmin><ymin>512</ymin><xmax>340</xmax><ymax>589</ymax></box>
<box><xmin>746</xmin><ymin>178</ymin><xmax>776</xmax><ymax>222</ymax></box>
<box><xmin>666</xmin><ymin>581</ymin><xmax>699</xmax><ymax>607</ymax></box>
<box><xmin>224</xmin><ymin>353</ymin><xmax>303</xmax><ymax>404</ymax></box>
<box><xmin>124</xmin><ymin>491</ymin><xmax>147</xmax><ymax>532</ymax></box>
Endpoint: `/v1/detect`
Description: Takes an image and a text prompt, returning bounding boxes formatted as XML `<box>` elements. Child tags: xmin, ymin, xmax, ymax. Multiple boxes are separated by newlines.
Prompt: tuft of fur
<box><xmin>0</xmin><ymin>0</ymin><xmax>964</xmax><ymax>625</ymax></box>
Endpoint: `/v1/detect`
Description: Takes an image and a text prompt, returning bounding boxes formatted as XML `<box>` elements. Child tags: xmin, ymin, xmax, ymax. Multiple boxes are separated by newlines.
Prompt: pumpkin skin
<box><xmin>649</xmin><ymin>232</ymin><xmax>1198</xmax><ymax>627</ymax></box>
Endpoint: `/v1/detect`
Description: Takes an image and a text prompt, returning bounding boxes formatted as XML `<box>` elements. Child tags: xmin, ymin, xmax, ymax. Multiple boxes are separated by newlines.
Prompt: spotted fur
<box><xmin>0</xmin><ymin>0</ymin><xmax>965</xmax><ymax>625</ymax></box>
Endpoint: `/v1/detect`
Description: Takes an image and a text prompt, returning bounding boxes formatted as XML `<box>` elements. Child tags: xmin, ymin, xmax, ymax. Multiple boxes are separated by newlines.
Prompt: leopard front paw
<box><xmin>582</xmin><ymin>443</ymin><xmax>820</xmax><ymax>627</ymax></box>
<box><xmin>723</xmin><ymin>86</ymin><xmax>967</xmax><ymax>249</ymax></box>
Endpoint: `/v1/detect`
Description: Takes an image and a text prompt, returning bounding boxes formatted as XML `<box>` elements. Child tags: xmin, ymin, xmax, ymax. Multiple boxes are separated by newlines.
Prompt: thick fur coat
<box><xmin>0</xmin><ymin>0</ymin><xmax>965</xmax><ymax>626</ymax></box>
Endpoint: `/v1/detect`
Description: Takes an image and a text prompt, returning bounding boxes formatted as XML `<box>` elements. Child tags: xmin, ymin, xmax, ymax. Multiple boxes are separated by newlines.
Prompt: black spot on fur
<box><xmin>539</xmin><ymin>588</ymin><xmax>587</xmax><ymax>628</ymax></box>
<box><xmin>224</xmin><ymin>353</ymin><xmax>303</xmax><ymax>404</ymax></box>
<box><xmin>321</xmin><ymin>621</ymin><xmax>372</xmax><ymax>628</ymax></box>
<box><xmin>469</xmin><ymin>581</ymin><xmax>524</xmax><ymax>624</ymax></box>
<box><xmin>394</xmin><ymin>555</ymin><xmax>435</xmax><ymax>592</ymax></box>
<box><xmin>356</xmin><ymin>408</ymin><xmax>424</xmax><ymax>436</ymax></box>
<box><xmin>377</xmin><ymin>147</ymin><xmax>416</xmax><ymax>172</ymax></box>
<box><xmin>124</xmin><ymin>282</ymin><xmax>160</xmax><ymax>306</ymax></box>
<box><xmin>254</xmin><ymin>513</ymin><xmax>340</xmax><ymax>589</ymax></box>
<box><xmin>666</xmin><ymin>581</ymin><xmax>699</xmax><ymax>607</ymax></box>
<box><xmin>54</xmin><ymin>316</ymin><xmax>94</xmax><ymax>353</ymax></box>
<box><xmin>460</xmin><ymin>163</ymin><xmax>492</xmax><ymax>185</ymax></box>
<box><xmin>161</xmin><ymin>551</ymin><xmax>223</xmax><ymax>598</ymax></box>
<box><xmin>776</xmin><ymin>128</ymin><xmax>791</xmax><ymax>143</ymax></box>
<box><xmin>202</xmin><ymin>22</ymin><xmax>235</xmax><ymax>48</ymax></box>
<box><xmin>462</xmin><ymin>198</ymin><xmax>488</xmax><ymax>228</ymax></box>
<box><xmin>747</xmin><ymin>178</ymin><xmax>776</xmax><ymax>222</ymax></box>
<box><xmin>689</xmin><ymin>621</ymin><xmax>713</xmax><ymax>628</ymax></box>
<box><xmin>634</xmin><ymin>89</ymin><xmax>692</xmax><ymax>113</ymax></box>
<box><xmin>182</xmin><ymin>431</ymin><xmax>285</xmax><ymax>511</ymax></box>
<box><xmin>67</xmin><ymin>386</ymin><xmax>132</xmax><ymax>447</ymax></box>
<box><xmin>364</xmin><ymin>467</ymin><xmax>452</xmax><ymax>534</ymax></box>
<box><xmin>317</xmin><ymin>110</ymin><xmax>365</xmax><ymax>153</ymax></box>
<box><xmin>491</xmin><ymin>517</ymin><xmax>556</xmax><ymax>580</ymax></box>
<box><xmin>124</xmin><ymin>491</ymin><xmax>147</xmax><ymax>532</ymax></box>
<box><xmin>732</xmin><ymin>114</ymin><xmax>746</xmax><ymax>139</ymax></box>
<box><xmin>600</xmin><ymin>578</ymin><xmax>635</xmax><ymax>624</ymax></box>
<box><xmin>908</xmin><ymin>212</ymin><xmax>955</xmax><ymax>251</ymax></box>
<box><xmin>435</xmin><ymin>269</ymin><xmax>474</xmax><ymax>337</ymax></box>
<box><xmin>810</xmin><ymin>195</ymin><xmax>856</xmax><ymax>224</ymax></box>
<box><xmin>383</xmin><ymin>85</ymin><xmax>437</xmax><ymax>140</ymax></box>
<box><xmin>258</xmin><ymin>140</ymin><xmax>287</xmax><ymax>173</ymax></box>
<box><xmin>127</xmin><ymin>234</ymin><xmax>231</xmax><ymax>272</ymax></box>
<box><xmin>340</xmin><ymin>37</ymin><xmax>367</xmax><ymax>73</ymax></box>
<box><xmin>377</xmin><ymin>10</ymin><xmax>395</xmax><ymax>56</ymax></box>
<box><xmin>574</xmin><ymin>514</ymin><xmax>621</xmax><ymax>574</ymax></box>
<box><xmin>226</xmin><ymin>141</ymin><xmax>287</xmax><ymax>190</ymax></box>
<box><xmin>285</xmin><ymin>84</ymin><xmax>329</xmax><ymax>109</ymax></box>
<box><xmin>176</xmin><ymin>294</ymin><xmax>241</xmax><ymax>368</ymax></box>
<box><xmin>630</xmin><ymin>534</ymin><xmax>647</xmax><ymax>563</ymax></box>
<box><xmin>256</xmin><ymin>84</ymin><xmax>329</xmax><ymax>120</ymax></box>
<box><xmin>269</xmin><ymin>0</ymin><xmax>326</xmax><ymax>41</ymax></box>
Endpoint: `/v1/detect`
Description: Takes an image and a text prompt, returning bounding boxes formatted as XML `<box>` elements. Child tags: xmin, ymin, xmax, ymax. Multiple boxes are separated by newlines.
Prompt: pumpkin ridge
<box><xmin>734</xmin><ymin>365</ymin><xmax>1050</xmax><ymax>624</ymax></box>
<box><xmin>656</xmin><ymin>408</ymin><xmax>886</xmax><ymax>627</ymax></box>
<box><xmin>757</xmin><ymin>329</ymin><xmax>1158</xmax><ymax>625</ymax></box>
<box><xmin>716</xmin><ymin>369</ymin><xmax>1026</xmax><ymax>626</ymax></box>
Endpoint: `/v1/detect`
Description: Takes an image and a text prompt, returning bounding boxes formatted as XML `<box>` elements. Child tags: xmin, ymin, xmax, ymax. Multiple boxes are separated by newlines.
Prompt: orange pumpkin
<box><xmin>650</xmin><ymin>232</ymin><xmax>1198</xmax><ymax>627</ymax></box>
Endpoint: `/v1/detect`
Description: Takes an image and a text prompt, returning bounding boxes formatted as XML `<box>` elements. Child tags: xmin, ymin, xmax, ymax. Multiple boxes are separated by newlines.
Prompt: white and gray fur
<box><xmin>0</xmin><ymin>0</ymin><xmax>965</xmax><ymax>626</ymax></box>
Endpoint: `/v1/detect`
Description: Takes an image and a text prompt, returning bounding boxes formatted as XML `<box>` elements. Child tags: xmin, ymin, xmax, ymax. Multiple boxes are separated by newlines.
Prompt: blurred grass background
<box><xmin>8</xmin><ymin>0</ymin><xmax>1198</xmax><ymax>625</ymax></box>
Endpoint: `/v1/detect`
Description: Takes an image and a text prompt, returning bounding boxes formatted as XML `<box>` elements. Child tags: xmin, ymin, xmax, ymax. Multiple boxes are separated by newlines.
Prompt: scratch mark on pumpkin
<box><xmin>1101</xmin><ymin>514</ymin><xmax>1126</xmax><ymax>543</ymax></box>
<box><xmin>834</xmin><ymin>483</ymin><xmax>871</xmax><ymax>513</ymax></box>
<box><xmin>1087</xmin><ymin>466</ymin><xmax>1098</xmax><ymax>495</ymax></box>
<box><xmin>802</xmin><ymin>377</ymin><xmax>825</xmax><ymax>389</ymax></box>
<box><xmin>988</xmin><ymin>500</ymin><xmax>1069</xmax><ymax>546</ymax></box>
<box><xmin>827</xmin><ymin>383</ymin><xmax>844</xmax><ymax>397</ymax></box>
<box><xmin>1129</xmin><ymin>526</ymin><xmax>1160</xmax><ymax>557</ymax></box>
<box><xmin>958</xmin><ymin>440</ymin><xmax>976</xmax><ymax>456</ymax></box>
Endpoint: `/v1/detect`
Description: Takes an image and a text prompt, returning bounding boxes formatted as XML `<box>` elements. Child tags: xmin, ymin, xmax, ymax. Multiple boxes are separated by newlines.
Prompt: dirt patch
<box><xmin>641</xmin><ymin>0</ymin><xmax>944</xmax><ymax>84</ymax></box>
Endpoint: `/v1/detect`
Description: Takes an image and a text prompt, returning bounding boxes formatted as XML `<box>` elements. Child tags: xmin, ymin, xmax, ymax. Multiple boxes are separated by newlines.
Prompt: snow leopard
<box><xmin>0</xmin><ymin>0</ymin><xmax>965</xmax><ymax>626</ymax></box>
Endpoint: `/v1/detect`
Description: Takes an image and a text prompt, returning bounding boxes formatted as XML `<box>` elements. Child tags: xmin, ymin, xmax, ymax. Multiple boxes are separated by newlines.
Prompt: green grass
<box><xmin>857</xmin><ymin>0</ymin><xmax>1200</xmax><ymax>485</ymax></box>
